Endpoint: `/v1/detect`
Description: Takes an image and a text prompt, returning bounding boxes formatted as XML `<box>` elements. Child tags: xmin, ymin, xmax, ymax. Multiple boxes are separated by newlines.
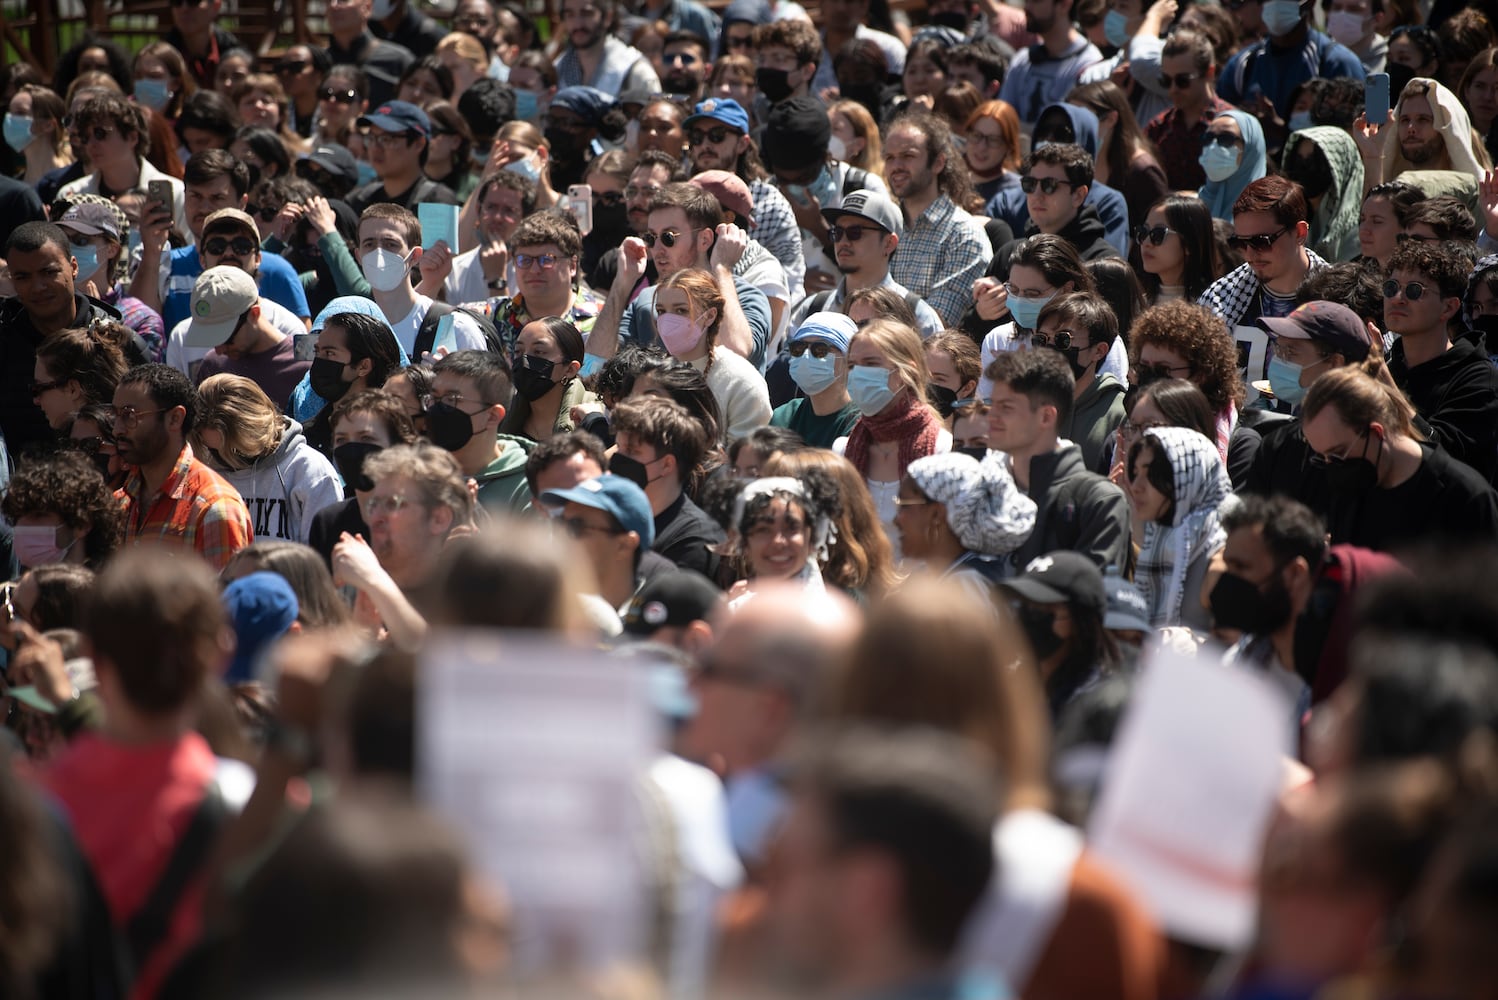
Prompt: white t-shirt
<box><xmin>165</xmin><ymin>297</ymin><xmax>306</xmax><ymax>381</ymax></box>
<box><xmin>388</xmin><ymin>294</ymin><xmax>489</xmax><ymax>356</ymax></box>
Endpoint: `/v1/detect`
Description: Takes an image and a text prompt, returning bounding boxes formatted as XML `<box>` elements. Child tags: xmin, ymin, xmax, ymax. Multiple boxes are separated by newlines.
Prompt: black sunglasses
<box><xmin>687</xmin><ymin>125</ymin><xmax>733</xmax><ymax>146</ymax></box>
<box><xmin>594</xmin><ymin>190</ymin><xmax>625</xmax><ymax>207</ymax></box>
<box><xmin>1227</xmin><ymin>227</ymin><xmax>1289</xmax><ymax>252</ymax></box>
<box><xmin>1020</xmin><ymin>176</ymin><xmax>1077</xmax><ymax>195</ymax></box>
<box><xmin>641</xmin><ymin>228</ymin><xmax>696</xmax><ymax>248</ymax></box>
<box><xmin>204</xmin><ymin>236</ymin><xmax>258</xmax><ymax>256</ymax></box>
<box><xmin>1382</xmin><ymin>279</ymin><xmax>1427</xmax><ymax>301</ymax></box>
<box><xmin>277</xmin><ymin>61</ymin><xmax>310</xmax><ymax>75</ymax></box>
<box><xmin>788</xmin><ymin>341</ymin><xmax>838</xmax><ymax>359</ymax></box>
<box><xmin>320</xmin><ymin>87</ymin><xmax>360</xmax><ymax>104</ymax></box>
<box><xmin>1031</xmin><ymin>330</ymin><xmax>1084</xmax><ymax>351</ymax></box>
<box><xmin>30</xmin><ymin>378</ymin><xmax>68</xmax><ymax>397</ymax></box>
<box><xmin>1133</xmin><ymin>225</ymin><xmax>1178</xmax><ymax>246</ymax></box>
<box><xmin>1158</xmin><ymin>71</ymin><xmax>1201</xmax><ymax>90</ymax></box>
<box><xmin>1202</xmin><ymin>131</ymin><xmax>1244</xmax><ymax>149</ymax></box>
<box><xmin>829</xmin><ymin>224</ymin><xmax>882</xmax><ymax>243</ymax></box>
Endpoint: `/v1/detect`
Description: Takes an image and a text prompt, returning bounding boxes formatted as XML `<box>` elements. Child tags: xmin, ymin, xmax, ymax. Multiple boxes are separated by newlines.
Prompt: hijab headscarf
<box><xmin>1284</xmin><ymin>125</ymin><xmax>1364</xmax><ymax>263</ymax></box>
<box><xmin>1381</xmin><ymin>78</ymin><xmax>1492</xmax><ymax>182</ymax></box>
<box><xmin>1199</xmin><ymin>109</ymin><xmax>1266</xmax><ymax>222</ymax></box>
<box><xmin>1133</xmin><ymin>427</ymin><xmax>1235</xmax><ymax>628</ymax></box>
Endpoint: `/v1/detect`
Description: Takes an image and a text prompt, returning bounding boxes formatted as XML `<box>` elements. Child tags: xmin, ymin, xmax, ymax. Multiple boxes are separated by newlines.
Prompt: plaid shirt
<box><xmin>890</xmin><ymin>194</ymin><xmax>992</xmax><ymax>327</ymax></box>
<box><xmin>104</xmin><ymin>285</ymin><xmax>166</xmax><ymax>363</ymax></box>
<box><xmin>118</xmin><ymin>443</ymin><xmax>252</xmax><ymax>571</ymax></box>
<box><xmin>1146</xmin><ymin>95</ymin><xmax>1236</xmax><ymax>192</ymax></box>
<box><xmin>465</xmin><ymin>288</ymin><xmax>603</xmax><ymax>356</ymax></box>
<box><xmin>748</xmin><ymin>179</ymin><xmax>806</xmax><ymax>300</ymax></box>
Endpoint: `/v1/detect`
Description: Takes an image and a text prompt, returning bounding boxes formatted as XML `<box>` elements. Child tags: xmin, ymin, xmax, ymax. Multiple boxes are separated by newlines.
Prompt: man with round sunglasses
<box><xmin>1383</xmin><ymin>240</ymin><xmax>1498</xmax><ymax>482</ymax></box>
<box><xmin>787</xmin><ymin>189</ymin><xmax>942</xmax><ymax>337</ymax></box>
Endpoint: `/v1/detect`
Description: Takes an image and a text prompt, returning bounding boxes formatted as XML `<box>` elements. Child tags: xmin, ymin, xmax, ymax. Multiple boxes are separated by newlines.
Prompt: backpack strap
<box><xmin>841</xmin><ymin>166</ymin><xmax>870</xmax><ymax>197</ymax></box>
<box><xmin>124</xmin><ymin>784</ymin><xmax>228</xmax><ymax>976</ymax></box>
<box><xmin>413</xmin><ymin>300</ymin><xmax>456</xmax><ymax>358</ymax></box>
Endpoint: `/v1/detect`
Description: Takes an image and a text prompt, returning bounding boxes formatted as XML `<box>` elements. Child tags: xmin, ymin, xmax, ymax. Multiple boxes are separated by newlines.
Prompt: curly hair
<box><xmin>0</xmin><ymin>450</ymin><xmax>125</xmax><ymax>567</ymax></box>
<box><xmin>764</xmin><ymin>448</ymin><xmax>900</xmax><ymax>598</ymax></box>
<box><xmin>1127</xmin><ymin>300</ymin><xmax>1244</xmax><ymax>412</ymax></box>
<box><xmin>734</xmin><ymin>465</ymin><xmax>842</xmax><ymax>578</ymax></box>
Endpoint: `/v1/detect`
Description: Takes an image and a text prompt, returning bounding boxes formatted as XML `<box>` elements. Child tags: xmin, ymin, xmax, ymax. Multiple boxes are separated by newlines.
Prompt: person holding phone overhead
<box><xmin>57</xmin><ymin>93</ymin><xmax>186</xmax><ymax>239</ymax></box>
<box><xmin>1353</xmin><ymin>76</ymin><xmax>1492</xmax><ymax>193</ymax></box>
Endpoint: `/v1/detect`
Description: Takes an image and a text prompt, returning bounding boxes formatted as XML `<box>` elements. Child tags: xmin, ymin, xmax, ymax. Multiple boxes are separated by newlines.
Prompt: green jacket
<box><xmin>1069</xmin><ymin>372</ymin><xmax>1127</xmax><ymax>474</ymax></box>
<box><xmin>474</xmin><ymin>434</ymin><xmax>536</xmax><ymax>514</ymax></box>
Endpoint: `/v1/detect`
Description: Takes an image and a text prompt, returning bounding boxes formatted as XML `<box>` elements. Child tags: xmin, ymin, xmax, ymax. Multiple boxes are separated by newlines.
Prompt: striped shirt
<box><xmin>118</xmin><ymin>443</ymin><xmax>253</xmax><ymax>571</ymax></box>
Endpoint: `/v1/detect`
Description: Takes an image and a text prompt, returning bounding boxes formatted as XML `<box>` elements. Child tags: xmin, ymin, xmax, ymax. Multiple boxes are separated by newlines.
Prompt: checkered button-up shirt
<box><xmin>890</xmin><ymin>194</ymin><xmax>992</xmax><ymax>327</ymax></box>
<box><xmin>118</xmin><ymin>443</ymin><xmax>253</xmax><ymax>571</ymax></box>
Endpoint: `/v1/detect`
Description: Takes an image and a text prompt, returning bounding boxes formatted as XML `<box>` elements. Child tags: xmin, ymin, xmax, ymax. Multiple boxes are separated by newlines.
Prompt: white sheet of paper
<box><xmin>1086</xmin><ymin>648</ymin><xmax>1291</xmax><ymax>950</ymax></box>
<box><xmin>417</xmin><ymin>630</ymin><xmax>663</xmax><ymax>973</ymax></box>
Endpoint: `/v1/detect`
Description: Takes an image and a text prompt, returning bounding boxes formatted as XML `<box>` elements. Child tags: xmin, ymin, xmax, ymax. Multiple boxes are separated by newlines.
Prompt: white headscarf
<box><xmin>1134</xmin><ymin>427</ymin><xmax>1236</xmax><ymax>627</ymax></box>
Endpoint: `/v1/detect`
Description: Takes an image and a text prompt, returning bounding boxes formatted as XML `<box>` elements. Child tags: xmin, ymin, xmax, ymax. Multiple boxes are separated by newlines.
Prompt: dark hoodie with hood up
<box><xmin>1387</xmin><ymin>332</ymin><xmax>1498</xmax><ymax>483</ymax></box>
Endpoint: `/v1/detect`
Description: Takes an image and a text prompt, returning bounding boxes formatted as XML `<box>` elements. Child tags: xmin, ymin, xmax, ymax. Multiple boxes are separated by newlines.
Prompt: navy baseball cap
<box><xmin>358</xmin><ymin>100</ymin><xmax>431</xmax><ymax>138</ymax></box>
<box><xmin>543</xmin><ymin>474</ymin><xmax>656</xmax><ymax>550</ymax></box>
<box><xmin>224</xmin><ymin>571</ymin><xmax>299</xmax><ymax>684</ymax></box>
<box><xmin>684</xmin><ymin>97</ymin><xmax>750</xmax><ymax>135</ymax></box>
<box><xmin>1257</xmin><ymin>300</ymin><xmax>1373</xmax><ymax>362</ymax></box>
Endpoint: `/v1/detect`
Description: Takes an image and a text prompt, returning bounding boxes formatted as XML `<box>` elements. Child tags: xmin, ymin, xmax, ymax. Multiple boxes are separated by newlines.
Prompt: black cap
<box><xmin>622</xmin><ymin>569</ymin><xmax>723</xmax><ymax>636</ymax></box>
<box><xmin>762</xmin><ymin>96</ymin><xmax>831</xmax><ymax>172</ymax></box>
<box><xmin>998</xmin><ymin>551</ymin><xmax>1107</xmax><ymax>620</ymax></box>
<box><xmin>299</xmin><ymin>143</ymin><xmax>359</xmax><ymax>186</ymax></box>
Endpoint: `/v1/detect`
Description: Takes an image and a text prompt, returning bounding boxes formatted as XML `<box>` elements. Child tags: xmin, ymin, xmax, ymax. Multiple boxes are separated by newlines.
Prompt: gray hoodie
<box><xmin>220</xmin><ymin>419</ymin><xmax>342</xmax><ymax>543</ymax></box>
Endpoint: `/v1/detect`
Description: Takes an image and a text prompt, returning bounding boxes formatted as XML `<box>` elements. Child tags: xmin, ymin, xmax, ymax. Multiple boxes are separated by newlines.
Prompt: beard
<box><xmin>1401</xmin><ymin>132</ymin><xmax>1446</xmax><ymax>165</ymax></box>
<box><xmin>662</xmin><ymin>71</ymin><xmax>698</xmax><ymax>96</ymax></box>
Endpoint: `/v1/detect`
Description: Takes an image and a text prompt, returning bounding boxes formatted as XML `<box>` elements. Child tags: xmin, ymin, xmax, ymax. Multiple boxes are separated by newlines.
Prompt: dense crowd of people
<box><xmin>0</xmin><ymin>0</ymin><xmax>1497</xmax><ymax>996</ymax></box>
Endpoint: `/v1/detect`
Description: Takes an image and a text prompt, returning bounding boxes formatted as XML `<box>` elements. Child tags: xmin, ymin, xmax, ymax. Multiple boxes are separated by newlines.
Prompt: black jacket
<box><xmin>1388</xmin><ymin>336</ymin><xmax>1498</xmax><ymax>482</ymax></box>
<box><xmin>0</xmin><ymin>294</ymin><xmax>126</xmax><ymax>458</ymax></box>
<box><xmin>324</xmin><ymin>31</ymin><xmax>415</xmax><ymax>107</ymax></box>
<box><xmin>370</xmin><ymin>2</ymin><xmax>449</xmax><ymax>59</ymax></box>
<box><xmin>1323</xmin><ymin>443</ymin><xmax>1498</xmax><ymax>552</ymax></box>
<box><xmin>1007</xmin><ymin>443</ymin><xmax>1132</xmax><ymax>575</ymax></box>
<box><xmin>653</xmin><ymin>492</ymin><xmax>725</xmax><ymax>583</ymax></box>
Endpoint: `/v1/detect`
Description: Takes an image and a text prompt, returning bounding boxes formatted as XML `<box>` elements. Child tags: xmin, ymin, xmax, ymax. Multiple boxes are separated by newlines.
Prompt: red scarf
<box><xmin>844</xmin><ymin>389</ymin><xmax>943</xmax><ymax>480</ymax></box>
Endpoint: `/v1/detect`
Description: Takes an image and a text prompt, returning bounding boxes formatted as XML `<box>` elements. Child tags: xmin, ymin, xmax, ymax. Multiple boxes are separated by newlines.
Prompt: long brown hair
<box><xmin>1067</xmin><ymin>80</ymin><xmax>1161</xmax><ymax>187</ymax></box>
<box><xmin>764</xmin><ymin>448</ymin><xmax>900</xmax><ymax>598</ymax></box>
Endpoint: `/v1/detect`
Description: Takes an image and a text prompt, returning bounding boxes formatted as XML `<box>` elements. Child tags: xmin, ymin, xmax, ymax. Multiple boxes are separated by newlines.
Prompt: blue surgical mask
<box><xmin>786</xmin><ymin>163</ymin><xmax>839</xmax><ymax>210</ymax></box>
<box><xmin>505</xmin><ymin>152</ymin><xmax>541</xmax><ymax>183</ymax></box>
<box><xmin>790</xmin><ymin>352</ymin><xmax>840</xmax><ymax>395</ymax></box>
<box><xmin>1261</xmin><ymin>0</ymin><xmax>1304</xmax><ymax>36</ymax></box>
<box><xmin>1007</xmin><ymin>292</ymin><xmax>1052</xmax><ymax>331</ymax></box>
<box><xmin>847</xmin><ymin>364</ymin><xmax>897</xmax><ymax>416</ymax></box>
<box><xmin>3</xmin><ymin>113</ymin><xmax>34</xmax><ymax>152</ymax></box>
<box><xmin>1268</xmin><ymin>353</ymin><xmax>1308</xmax><ymax>407</ymax></box>
<box><xmin>1104</xmin><ymin>9</ymin><xmax>1132</xmax><ymax>48</ymax></box>
<box><xmin>133</xmin><ymin>78</ymin><xmax>172</xmax><ymax>111</ymax></box>
<box><xmin>1287</xmin><ymin>111</ymin><xmax>1313</xmax><ymax>133</ymax></box>
<box><xmin>1199</xmin><ymin>143</ymin><xmax>1241</xmax><ymax>183</ymax></box>
<box><xmin>515</xmin><ymin>89</ymin><xmax>541</xmax><ymax>121</ymax></box>
<box><xmin>71</xmin><ymin>243</ymin><xmax>101</xmax><ymax>283</ymax></box>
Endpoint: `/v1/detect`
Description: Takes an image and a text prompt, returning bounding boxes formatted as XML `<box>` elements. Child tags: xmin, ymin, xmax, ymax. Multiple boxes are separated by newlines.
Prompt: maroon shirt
<box><xmin>1146</xmin><ymin>95</ymin><xmax>1237</xmax><ymax>192</ymax></box>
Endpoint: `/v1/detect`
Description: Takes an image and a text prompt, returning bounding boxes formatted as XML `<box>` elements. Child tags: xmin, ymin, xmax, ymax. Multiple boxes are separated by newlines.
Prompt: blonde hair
<box><xmin>436</xmin><ymin>32</ymin><xmax>489</xmax><ymax>76</ymax></box>
<box><xmin>825</xmin><ymin>575</ymin><xmax>1051</xmax><ymax>810</ymax></box>
<box><xmin>764</xmin><ymin>448</ymin><xmax>900</xmax><ymax>598</ymax></box>
<box><xmin>828</xmin><ymin>99</ymin><xmax>884</xmax><ymax>176</ymax></box>
<box><xmin>659</xmin><ymin>268</ymin><xmax>724</xmax><ymax>345</ymax></box>
<box><xmin>849</xmin><ymin>317</ymin><xmax>936</xmax><ymax>413</ymax></box>
<box><xmin>194</xmin><ymin>374</ymin><xmax>285</xmax><ymax>469</ymax></box>
<box><xmin>1301</xmin><ymin>358</ymin><xmax>1423</xmax><ymax>439</ymax></box>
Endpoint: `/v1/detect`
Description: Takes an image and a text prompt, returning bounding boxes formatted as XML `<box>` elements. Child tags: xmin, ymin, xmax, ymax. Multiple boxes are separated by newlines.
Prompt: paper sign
<box><xmin>418</xmin><ymin>202</ymin><xmax>460</xmax><ymax>254</ymax></box>
<box><xmin>417</xmin><ymin>631</ymin><xmax>662</xmax><ymax>975</ymax></box>
<box><xmin>433</xmin><ymin>313</ymin><xmax>458</xmax><ymax>354</ymax></box>
<box><xmin>1086</xmin><ymin>648</ymin><xmax>1291</xmax><ymax>950</ymax></box>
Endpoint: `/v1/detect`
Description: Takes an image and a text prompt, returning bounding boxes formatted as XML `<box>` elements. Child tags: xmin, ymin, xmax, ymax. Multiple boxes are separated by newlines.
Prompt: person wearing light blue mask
<box><xmin>771</xmin><ymin>312</ymin><xmax>861</xmax><ymax>449</ymax></box>
<box><xmin>1197</xmin><ymin>110</ymin><xmax>1266</xmax><ymax>222</ymax></box>
<box><xmin>3</xmin><ymin>112</ymin><xmax>35</xmax><ymax>153</ymax></box>
<box><xmin>1215</xmin><ymin>0</ymin><xmax>1366</xmax><ymax>122</ymax></box>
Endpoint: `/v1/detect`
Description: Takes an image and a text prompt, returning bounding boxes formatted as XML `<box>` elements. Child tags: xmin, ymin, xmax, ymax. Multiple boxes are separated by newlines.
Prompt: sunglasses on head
<box><xmin>1202</xmin><ymin>131</ymin><xmax>1244</xmax><ymax>149</ymax></box>
<box><xmin>788</xmin><ymin>341</ymin><xmax>838</xmax><ymax>359</ymax></box>
<box><xmin>1227</xmin><ymin>227</ymin><xmax>1288</xmax><ymax>251</ymax></box>
<box><xmin>641</xmin><ymin>228</ymin><xmax>695</xmax><ymax>248</ymax></box>
<box><xmin>1020</xmin><ymin>175</ymin><xmax>1076</xmax><ymax>195</ymax></box>
<box><xmin>204</xmin><ymin>235</ymin><xmax>258</xmax><ymax>256</ymax></box>
<box><xmin>320</xmin><ymin>87</ymin><xmax>360</xmax><ymax>104</ymax></box>
<box><xmin>687</xmin><ymin>125</ymin><xmax>733</xmax><ymax>146</ymax></box>
<box><xmin>1158</xmin><ymin>71</ymin><xmax>1200</xmax><ymax>90</ymax></box>
<box><xmin>1383</xmin><ymin>279</ymin><xmax>1427</xmax><ymax>301</ymax></box>
<box><xmin>1133</xmin><ymin>225</ymin><xmax>1177</xmax><ymax>246</ymax></box>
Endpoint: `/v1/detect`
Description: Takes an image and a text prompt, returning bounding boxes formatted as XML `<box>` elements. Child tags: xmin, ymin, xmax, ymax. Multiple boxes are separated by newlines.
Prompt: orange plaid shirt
<box><xmin>117</xmin><ymin>443</ymin><xmax>252</xmax><ymax>571</ymax></box>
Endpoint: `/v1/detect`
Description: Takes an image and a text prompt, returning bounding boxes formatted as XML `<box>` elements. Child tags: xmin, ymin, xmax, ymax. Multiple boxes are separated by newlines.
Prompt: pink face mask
<box><xmin>657</xmin><ymin>312</ymin><xmax>706</xmax><ymax>356</ymax></box>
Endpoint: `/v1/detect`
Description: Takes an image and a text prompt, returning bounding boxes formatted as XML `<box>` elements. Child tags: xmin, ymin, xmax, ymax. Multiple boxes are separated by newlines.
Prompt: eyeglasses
<box><xmin>1004</xmin><ymin>283</ymin><xmax>1055</xmax><ymax>300</ymax></box>
<box><xmin>1031</xmin><ymin>330</ymin><xmax>1085</xmax><ymax>351</ymax></box>
<box><xmin>687</xmin><ymin>125</ymin><xmax>733</xmax><ymax>146</ymax></box>
<box><xmin>1227</xmin><ymin>227</ymin><xmax>1289</xmax><ymax>252</ymax></box>
<box><xmin>320</xmin><ymin>87</ymin><xmax>360</xmax><ymax>104</ymax></box>
<box><xmin>1201</xmin><ymin>131</ymin><xmax>1244</xmax><ymax>149</ymax></box>
<box><xmin>277</xmin><ymin>60</ymin><xmax>310</xmax><ymax>75</ymax></box>
<box><xmin>788</xmin><ymin>341</ymin><xmax>838</xmax><ymax>359</ymax></box>
<box><xmin>1133</xmin><ymin>225</ymin><xmax>1178</xmax><ymax>246</ymax></box>
<box><xmin>624</xmin><ymin>184</ymin><xmax>661</xmax><ymax>199</ymax></box>
<box><xmin>245</xmin><ymin>203</ymin><xmax>282</xmax><ymax>222</ymax></box>
<box><xmin>515</xmin><ymin>253</ymin><xmax>562</xmax><ymax>270</ymax></box>
<box><xmin>1120</xmin><ymin>418</ymin><xmax>1170</xmax><ymax>439</ymax></box>
<box><xmin>542</xmin><ymin>114</ymin><xmax>588</xmax><ymax>133</ymax></box>
<box><xmin>967</xmin><ymin>130</ymin><xmax>1004</xmax><ymax>148</ymax></box>
<box><xmin>110</xmin><ymin>406</ymin><xmax>164</xmax><ymax>430</ymax></box>
<box><xmin>421</xmin><ymin>390</ymin><xmax>479</xmax><ymax>410</ymax></box>
<box><xmin>594</xmin><ymin>190</ymin><xmax>625</xmax><ymax>207</ymax></box>
<box><xmin>725</xmin><ymin>33</ymin><xmax>754</xmax><ymax>49</ymax></box>
<box><xmin>204</xmin><ymin>236</ymin><xmax>258</xmax><ymax>256</ymax></box>
<box><xmin>1395</xmin><ymin>232</ymin><xmax>1438</xmax><ymax>244</ymax></box>
<box><xmin>641</xmin><ymin>228</ymin><xmax>699</xmax><ymax>248</ymax></box>
<box><xmin>363</xmin><ymin>130</ymin><xmax>416</xmax><ymax>148</ymax></box>
<box><xmin>1131</xmin><ymin>361</ymin><xmax>1192</xmax><ymax>380</ymax></box>
<box><xmin>560</xmin><ymin>517</ymin><xmax>624</xmax><ymax>539</ymax></box>
<box><xmin>1158</xmin><ymin>71</ymin><xmax>1201</xmax><ymax>90</ymax></box>
<box><xmin>829</xmin><ymin>224</ymin><xmax>882</xmax><ymax>243</ymax></box>
<box><xmin>1308</xmin><ymin>428</ymin><xmax>1370</xmax><ymax>467</ymax></box>
<box><xmin>1383</xmin><ymin>279</ymin><xmax>1427</xmax><ymax>301</ymax></box>
<box><xmin>1020</xmin><ymin>175</ymin><xmax>1077</xmax><ymax>195</ymax></box>
<box><xmin>363</xmin><ymin>493</ymin><xmax>416</xmax><ymax>516</ymax></box>
<box><xmin>30</xmin><ymin>378</ymin><xmax>67</xmax><ymax>397</ymax></box>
